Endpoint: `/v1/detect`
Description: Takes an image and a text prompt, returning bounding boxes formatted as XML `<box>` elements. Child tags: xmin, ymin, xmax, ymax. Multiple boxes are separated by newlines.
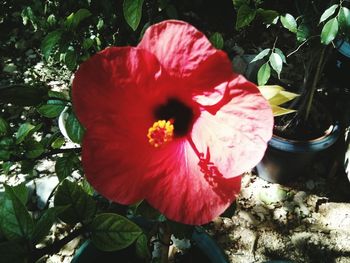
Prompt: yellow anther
<box><xmin>147</xmin><ymin>120</ymin><xmax>174</xmax><ymax>147</ymax></box>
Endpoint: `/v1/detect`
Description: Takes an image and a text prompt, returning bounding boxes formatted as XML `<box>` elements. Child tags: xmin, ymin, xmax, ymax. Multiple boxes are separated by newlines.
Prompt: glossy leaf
<box><xmin>65</xmin><ymin>9</ymin><xmax>92</xmax><ymax>29</ymax></box>
<box><xmin>251</xmin><ymin>48</ymin><xmax>270</xmax><ymax>63</ymax></box>
<box><xmin>136</xmin><ymin>233</ymin><xmax>150</xmax><ymax>259</ymax></box>
<box><xmin>297</xmin><ymin>22</ymin><xmax>311</xmax><ymax>42</ymax></box>
<box><xmin>51</xmin><ymin>137</ymin><xmax>65</xmax><ymax>149</ymax></box>
<box><xmin>54</xmin><ymin>179</ymin><xmax>96</xmax><ymax>225</ymax></box>
<box><xmin>1</xmin><ymin>185</ymin><xmax>34</xmax><ymax>240</ymax></box>
<box><xmin>236</xmin><ymin>5</ymin><xmax>256</xmax><ymax>30</ymax></box>
<box><xmin>319</xmin><ymin>4</ymin><xmax>338</xmax><ymax>23</ymax></box>
<box><xmin>16</xmin><ymin>123</ymin><xmax>35</xmax><ymax>144</ymax></box>
<box><xmin>256</xmin><ymin>9</ymin><xmax>279</xmax><ymax>24</ymax></box>
<box><xmin>0</xmin><ymin>117</ymin><xmax>9</xmax><ymax>136</ymax></box>
<box><xmin>123</xmin><ymin>0</ymin><xmax>145</xmax><ymax>31</ymax></box>
<box><xmin>280</xmin><ymin>13</ymin><xmax>297</xmax><ymax>33</ymax></box>
<box><xmin>321</xmin><ymin>18</ymin><xmax>339</xmax><ymax>45</ymax></box>
<box><xmin>24</xmin><ymin>140</ymin><xmax>44</xmax><ymax>159</ymax></box>
<box><xmin>41</xmin><ymin>30</ymin><xmax>62</xmax><ymax>60</ymax></box>
<box><xmin>65</xmin><ymin>111</ymin><xmax>85</xmax><ymax>144</ymax></box>
<box><xmin>274</xmin><ymin>48</ymin><xmax>286</xmax><ymax>63</ymax></box>
<box><xmin>90</xmin><ymin>213</ymin><xmax>142</xmax><ymax>251</ymax></box>
<box><xmin>339</xmin><ymin>7</ymin><xmax>350</xmax><ymax>30</ymax></box>
<box><xmin>37</xmin><ymin>104</ymin><xmax>65</xmax><ymax>118</ymax></box>
<box><xmin>269</xmin><ymin>52</ymin><xmax>283</xmax><ymax>78</ymax></box>
<box><xmin>31</xmin><ymin>206</ymin><xmax>67</xmax><ymax>244</ymax></box>
<box><xmin>55</xmin><ymin>153</ymin><xmax>75</xmax><ymax>181</ymax></box>
<box><xmin>257</xmin><ymin>63</ymin><xmax>271</xmax><ymax>85</ymax></box>
<box><xmin>209</xmin><ymin>32</ymin><xmax>224</xmax><ymax>49</ymax></box>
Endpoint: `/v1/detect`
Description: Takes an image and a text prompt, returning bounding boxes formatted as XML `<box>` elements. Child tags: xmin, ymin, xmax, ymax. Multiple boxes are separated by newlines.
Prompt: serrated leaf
<box><xmin>0</xmin><ymin>117</ymin><xmax>10</xmax><ymax>136</ymax></box>
<box><xmin>55</xmin><ymin>154</ymin><xmax>75</xmax><ymax>181</ymax></box>
<box><xmin>280</xmin><ymin>13</ymin><xmax>297</xmax><ymax>33</ymax></box>
<box><xmin>16</xmin><ymin>123</ymin><xmax>35</xmax><ymax>144</ymax></box>
<box><xmin>136</xmin><ymin>233</ymin><xmax>150</xmax><ymax>259</ymax></box>
<box><xmin>257</xmin><ymin>63</ymin><xmax>271</xmax><ymax>85</ymax></box>
<box><xmin>31</xmin><ymin>206</ymin><xmax>67</xmax><ymax>244</ymax></box>
<box><xmin>209</xmin><ymin>32</ymin><xmax>224</xmax><ymax>49</ymax></box>
<box><xmin>1</xmin><ymin>185</ymin><xmax>34</xmax><ymax>240</ymax></box>
<box><xmin>236</xmin><ymin>5</ymin><xmax>256</xmax><ymax>30</ymax></box>
<box><xmin>90</xmin><ymin>213</ymin><xmax>142</xmax><ymax>251</ymax></box>
<box><xmin>65</xmin><ymin>111</ymin><xmax>85</xmax><ymax>144</ymax></box>
<box><xmin>269</xmin><ymin>52</ymin><xmax>283</xmax><ymax>78</ymax></box>
<box><xmin>319</xmin><ymin>4</ymin><xmax>338</xmax><ymax>23</ymax></box>
<box><xmin>24</xmin><ymin>140</ymin><xmax>44</xmax><ymax>159</ymax></box>
<box><xmin>37</xmin><ymin>104</ymin><xmax>65</xmax><ymax>118</ymax></box>
<box><xmin>65</xmin><ymin>9</ymin><xmax>92</xmax><ymax>29</ymax></box>
<box><xmin>54</xmin><ymin>179</ymin><xmax>96</xmax><ymax>225</ymax></box>
<box><xmin>41</xmin><ymin>30</ymin><xmax>62</xmax><ymax>60</ymax></box>
<box><xmin>123</xmin><ymin>0</ymin><xmax>145</xmax><ymax>31</ymax></box>
<box><xmin>274</xmin><ymin>48</ymin><xmax>286</xmax><ymax>63</ymax></box>
<box><xmin>321</xmin><ymin>18</ymin><xmax>339</xmax><ymax>45</ymax></box>
<box><xmin>251</xmin><ymin>48</ymin><xmax>270</xmax><ymax>63</ymax></box>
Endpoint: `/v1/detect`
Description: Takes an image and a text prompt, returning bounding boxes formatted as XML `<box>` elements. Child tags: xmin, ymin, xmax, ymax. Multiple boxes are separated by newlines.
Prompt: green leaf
<box><xmin>65</xmin><ymin>9</ymin><xmax>92</xmax><ymax>29</ymax></box>
<box><xmin>21</xmin><ymin>6</ymin><xmax>37</xmax><ymax>31</ymax></box>
<box><xmin>63</xmin><ymin>48</ymin><xmax>77</xmax><ymax>71</ymax></box>
<box><xmin>236</xmin><ymin>4</ymin><xmax>256</xmax><ymax>30</ymax></box>
<box><xmin>136</xmin><ymin>233</ymin><xmax>150</xmax><ymax>259</ymax></box>
<box><xmin>321</xmin><ymin>17</ymin><xmax>339</xmax><ymax>45</ymax></box>
<box><xmin>251</xmin><ymin>48</ymin><xmax>270</xmax><ymax>63</ymax></box>
<box><xmin>232</xmin><ymin>0</ymin><xmax>248</xmax><ymax>8</ymax></box>
<box><xmin>269</xmin><ymin>52</ymin><xmax>283</xmax><ymax>78</ymax></box>
<box><xmin>338</xmin><ymin>7</ymin><xmax>350</xmax><ymax>30</ymax></box>
<box><xmin>256</xmin><ymin>9</ymin><xmax>279</xmax><ymax>24</ymax></box>
<box><xmin>55</xmin><ymin>154</ymin><xmax>75</xmax><ymax>181</ymax></box>
<box><xmin>1</xmin><ymin>186</ymin><xmax>34</xmax><ymax>240</ymax></box>
<box><xmin>37</xmin><ymin>104</ymin><xmax>65</xmax><ymax>118</ymax></box>
<box><xmin>123</xmin><ymin>0</ymin><xmax>145</xmax><ymax>31</ymax></box>
<box><xmin>209</xmin><ymin>32</ymin><xmax>224</xmax><ymax>49</ymax></box>
<box><xmin>51</xmin><ymin>137</ymin><xmax>65</xmax><ymax>149</ymax></box>
<box><xmin>54</xmin><ymin>179</ymin><xmax>96</xmax><ymax>225</ymax></box>
<box><xmin>0</xmin><ymin>117</ymin><xmax>10</xmax><ymax>136</ymax></box>
<box><xmin>12</xmin><ymin>183</ymin><xmax>29</xmax><ymax>205</ymax></box>
<box><xmin>280</xmin><ymin>13</ymin><xmax>297</xmax><ymax>33</ymax></box>
<box><xmin>20</xmin><ymin>160</ymin><xmax>35</xmax><ymax>175</ymax></box>
<box><xmin>16</xmin><ymin>123</ymin><xmax>35</xmax><ymax>144</ymax></box>
<box><xmin>1</xmin><ymin>162</ymin><xmax>12</xmax><ymax>175</ymax></box>
<box><xmin>257</xmin><ymin>63</ymin><xmax>271</xmax><ymax>85</ymax></box>
<box><xmin>0</xmin><ymin>84</ymin><xmax>48</xmax><ymax>106</ymax></box>
<box><xmin>24</xmin><ymin>140</ymin><xmax>44</xmax><ymax>159</ymax></box>
<box><xmin>31</xmin><ymin>206</ymin><xmax>67</xmax><ymax>244</ymax></box>
<box><xmin>0</xmin><ymin>241</ymin><xmax>27</xmax><ymax>263</ymax></box>
<box><xmin>274</xmin><ymin>48</ymin><xmax>286</xmax><ymax>64</ymax></box>
<box><xmin>83</xmin><ymin>38</ymin><xmax>95</xmax><ymax>50</ymax></box>
<box><xmin>319</xmin><ymin>4</ymin><xmax>338</xmax><ymax>23</ymax></box>
<box><xmin>90</xmin><ymin>213</ymin><xmax>142</xmax><ymax>251</ymax></box>
<box><xmin>297</xmin><ymin>22</ymin><xmax>311</xmax><ymax>42</ymax></box>
<box><xmin>41</xmin><ymin>30</ymin><xmax>62</xmax><ymax>60</ymax></box>
<box><xmin>65</xmin><ymin>111</ymin><xmax>85</xmax><ymax>144</ymax></box>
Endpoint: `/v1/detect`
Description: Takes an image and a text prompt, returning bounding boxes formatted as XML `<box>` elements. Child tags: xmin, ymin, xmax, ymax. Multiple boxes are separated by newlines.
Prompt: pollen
<box><xmin>147</xmin><ymin>120</ymin><xmax>174</xmax><ymax>148</ymax></box>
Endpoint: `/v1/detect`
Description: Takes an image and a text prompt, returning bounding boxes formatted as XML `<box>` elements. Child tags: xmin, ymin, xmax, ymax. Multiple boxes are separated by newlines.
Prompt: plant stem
<box><xmin>30</xmin><ymin>227</ymin><xmax>85</xmax><ymax>263</ymax></box>
<box><xmin>10</xmin><ymin>147</ymin><xmax>81</xmax><ymax>162</ymax></box>
<box><xmin>304</xmin><ymin>46</ymin><xmax>326</xmax><ymax>121</ymax></box>
<box><xmin>160</xmin><ymin>222</ymin><xmax>171</xmax><ymax>263</ymax></box>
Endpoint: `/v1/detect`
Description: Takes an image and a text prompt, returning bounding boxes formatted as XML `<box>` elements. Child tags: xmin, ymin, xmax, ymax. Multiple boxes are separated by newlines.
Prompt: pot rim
<box><xmin>269</xmin><ymin>123</ymin><xmax>341</xmax><ymax>153</ymax></box>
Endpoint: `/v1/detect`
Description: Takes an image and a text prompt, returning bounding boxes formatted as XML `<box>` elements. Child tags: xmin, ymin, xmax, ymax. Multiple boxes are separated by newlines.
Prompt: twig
<box><xmin>30</xmin><ymin>227</ymin><xmax>86</xmax><ymax>263</ymax></box>
<box><xmin>10</xmin><ymin>147</ymin><xmax>81</xmax><ymax>162</ymax></box>
<box><xmin>287</xmin><ymin>35</ymin><xmax>319</xmax><ymax>57</ymax></box>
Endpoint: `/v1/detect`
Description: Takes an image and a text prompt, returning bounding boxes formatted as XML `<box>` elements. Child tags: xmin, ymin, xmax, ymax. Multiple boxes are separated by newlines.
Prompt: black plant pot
<box><xmin>256</xmin><ymin>123</ymin><xmax>341</xmax><ymax>184</ymax></box>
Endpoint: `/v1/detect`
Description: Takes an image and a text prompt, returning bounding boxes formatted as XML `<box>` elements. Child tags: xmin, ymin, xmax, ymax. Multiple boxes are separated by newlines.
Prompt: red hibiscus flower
<box><xmin>72</xmin><ymin>20</ymin><xmax>273</xmax><ymax>225</ymax></box>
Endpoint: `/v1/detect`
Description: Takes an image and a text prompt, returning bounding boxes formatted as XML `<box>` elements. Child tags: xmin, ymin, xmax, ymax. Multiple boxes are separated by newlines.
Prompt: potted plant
<box><xmin>235</xmin><ymin>0</ymin><xmax>350</xmax><ymax>183</ymax></box>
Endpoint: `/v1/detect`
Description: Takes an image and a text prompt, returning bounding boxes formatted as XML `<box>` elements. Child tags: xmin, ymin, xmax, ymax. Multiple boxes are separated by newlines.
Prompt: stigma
<box><xmin>147</xmin><ymin>120</ymin><xmax>174</xmax><ymax>148</ymax></box>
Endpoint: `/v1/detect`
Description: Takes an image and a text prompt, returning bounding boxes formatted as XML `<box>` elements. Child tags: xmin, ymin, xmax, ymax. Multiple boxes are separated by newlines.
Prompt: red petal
<box><xmin>138</xmin><ymin>20</ymin><xmax>232</xmax><ymax>93</ymax></box>
<box><xmin>193</xmin><ymin>74</ymin><xmax>274</xmax><ymax>177</ymax></box>
<box><xmin>145</xmin><ymin>140</ymin><xmax>242</xmax><ymax>225</ymax></box>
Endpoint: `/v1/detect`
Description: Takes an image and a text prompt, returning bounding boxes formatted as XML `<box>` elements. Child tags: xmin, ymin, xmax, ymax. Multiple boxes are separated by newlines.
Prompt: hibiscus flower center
<box><xmin>154</xmin><ymin>98</ymin><xmax>195</xmax><ymax>137</ymax></box>
<box><xmin>147</xmin><ymin>120</ymin><xmax>174</xmax><ymax>148</ymax></box>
